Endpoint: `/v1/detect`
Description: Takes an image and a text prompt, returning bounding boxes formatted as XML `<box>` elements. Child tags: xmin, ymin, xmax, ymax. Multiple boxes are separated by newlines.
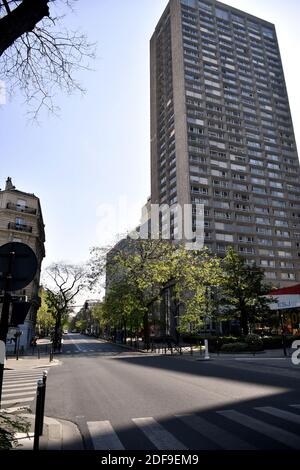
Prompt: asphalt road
<box><xmin>44</xmin><ymin>333</ymin><xmax>300</xmax><ymax>450</ymax></box>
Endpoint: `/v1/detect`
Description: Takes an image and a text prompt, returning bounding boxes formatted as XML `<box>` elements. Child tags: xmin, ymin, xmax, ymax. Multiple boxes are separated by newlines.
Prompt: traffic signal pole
<box><xmin>0</xmin><ymin>250</ymin><xmax>14</xmax><ymax>409</ymax></box>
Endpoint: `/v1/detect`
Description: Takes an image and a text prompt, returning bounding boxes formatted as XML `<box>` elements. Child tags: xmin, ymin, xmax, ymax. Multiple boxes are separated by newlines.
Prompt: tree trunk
<box><xmin>0</xmin><ymin>0</ymin><xmax>49</xmax><ymax>56</ymax></box>
<box><xmin>240</xmin><ymin>312</ymin><xmax>249</xmax><ymax>336</ymax></box>
<box><xmin>123</xmin><ymin>319</ymin><xmax>127</xmax><ymax>345</ymax></box>
<box><xmin>143</xmin><ymin>311</ymin><xmax>150</xmax><ymax>350</ymax></box>
<box><xmin>53</xmin><ymin>311</ymin><xmax>62</xmax><ymax>351</ymax></box>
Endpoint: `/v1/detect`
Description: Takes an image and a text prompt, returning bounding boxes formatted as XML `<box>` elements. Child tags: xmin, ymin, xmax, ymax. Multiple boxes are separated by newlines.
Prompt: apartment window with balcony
<box><xmin>272</xmin><ymin>200</ymin><xmax>286</xmax><ymax>208</ymax></box>
<box><xmin>257</xmin><ymin>227</ymin><xmax>272</xmax><ymax>235</ymax></box>
<box><xmin>260</xmin><ymin>260</ymin><xmax>276</xmax><ymax>268</ymax></box>
<box><xmin>265</xmin><ymin>272</ymin><xmax>277</xmax><ymax>279</ymax></box>
<box><xmin>275</xmin><ymin>230</ymin><xmax>290</xmax><ymax>237</ymax></box>
<box><xmin>215</xmin><ymin>211</ymin><xmax>231</xmax><ymax>219</ymax></box>
<box><xmin>277</xmin><ymin>241</ymin><xmax>292</xmax><ymax>247</ymax></box>
<box><xmin>275</xmin><ymin>220</ymin><xmax>289</xmax><ymax>227</ymax></box>
<box><xmin>281</xmin><ymin>273</ymin><xmax>296</xmax><ymax>280</ymax></box>
<box><xmin>278</xmin><ymin>251</ymin><xmax>292</xmax><ymax>258</ymax></box>
<box><xmin>16</xmin><ymin>217</ymin><xmax>26</xmax><ymax>226</ymax></box>
<box><xmin>256</xmin><ymin>217</ymin><xmax>270</xmax><ymax>225</ymax></box>
<box><xmin>253</xmin><ymin>187</ymin><xmax>266</xmax><ymax>194</ymax></box>
<box><xmin>239</xmin><ymin>246</ymin><xmax>255</xmax><ymax>254</ymax></box>
<box><xmin>280</xmin><ymin>261</ymin><xmax>295</xmax><ymax>268</ymax></box>
<box><xmin>259</xmin><ymin>249</ymin><xmax>274</xmax><ymax>257</ymax></box>
<box><xmin>216</xmin><ymin>233</ymin><xmax>234</xmax><ymax>242</ymax></box>
<box><xmin>258</xmin><ymin>239</ymin><xmax>273</xmax><ymax>246</ymax></box>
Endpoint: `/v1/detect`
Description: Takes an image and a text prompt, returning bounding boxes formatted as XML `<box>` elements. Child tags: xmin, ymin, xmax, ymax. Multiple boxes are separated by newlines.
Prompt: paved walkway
<box><xmin>2</xmin><ymin>354</ymin><xmax>83</xmax><ymax>450</ymax></box>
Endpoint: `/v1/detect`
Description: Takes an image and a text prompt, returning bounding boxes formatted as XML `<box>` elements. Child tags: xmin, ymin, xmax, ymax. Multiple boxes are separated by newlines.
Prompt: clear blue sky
<box><xmin>1</xmin><ymin>0</ymin><xmax>299</xmax><ymax>267</ymax></box>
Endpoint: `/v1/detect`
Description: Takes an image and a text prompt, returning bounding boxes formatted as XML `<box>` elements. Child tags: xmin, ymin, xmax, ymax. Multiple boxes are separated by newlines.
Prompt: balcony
<box><xmin>8</xmin><ymin>222</ymin><xmax>33</xmax><ymax>233</ymax></box>
<box><xmin>6</xmin><ymin>202</ymin><xmax>37</xmax><ymax>215</ymax></box>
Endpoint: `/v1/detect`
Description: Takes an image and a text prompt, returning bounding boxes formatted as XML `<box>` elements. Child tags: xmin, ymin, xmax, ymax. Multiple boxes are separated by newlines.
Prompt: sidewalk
<box><xmin>14</xmin><ymin>414</ymin><xmax>84</xmax><ymax>450</ymax></box>
<box><xmin>3</xmin><ymin>352</ymin><xmax>84</xmax><ymax>450</ymax></box>
<box><xmin>4</xmin><ymin>355</ymin><xmax>61</xmax><ymax>371</ymax></box>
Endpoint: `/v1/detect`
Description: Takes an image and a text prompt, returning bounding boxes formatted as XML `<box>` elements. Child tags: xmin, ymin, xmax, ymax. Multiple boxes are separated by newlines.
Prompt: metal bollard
<box><xmin>39</xmin><ymin>370</ymin><xmax>48</xmax><ymax>435</ymax></box>
<box><xmin>33</xmin><ymin>379</ymin><xmax>45</xmax><ymax>450</ymax></box>
<box><xmin>37</xmin><ymin>347</ymin><xmax>40</xmax><ymax>359</ymax></box>
<box><xmin>204</xmin><ymin>339</ymin><xmax>210</xmax><ymax>360</ymax></box>
<box><xmin>190</xmin><ymin>344</ymin><xmax>193</xmax><ymax>355</ymax></box>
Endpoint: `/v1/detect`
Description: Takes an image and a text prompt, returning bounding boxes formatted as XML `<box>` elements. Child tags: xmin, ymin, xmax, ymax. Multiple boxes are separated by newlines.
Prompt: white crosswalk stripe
<box><xmin>87</xmin><ymin>421</ymin><xmax>124</xmax><ymax>450</ymax></box>
<box><xmin>217</xmin><ymin>409</ymin><xmax>300</xmax><ymax>449</ymax></box>
<box><xmin>87</xmin><ymin>405</ymin><xmax>300</xmax><ymax>450</ymax></box>
<box><xmin>132</xmin><ymin>417</ymin><xmax>187</xmax><ymax>450</ymax></box>
<box><xmin>256</xmin><ymin>406</ymin><xmax>300</xmax><ymax>425</ymax></box>
<box><xmin>1</xmin><ymin>369</ymin><xmax>48</xmax><ymax>409</ymax></box>
<box><xmin>176</xmin><ymin>413</ymin><xmax>256</xmax><ymax>450</ymax></box>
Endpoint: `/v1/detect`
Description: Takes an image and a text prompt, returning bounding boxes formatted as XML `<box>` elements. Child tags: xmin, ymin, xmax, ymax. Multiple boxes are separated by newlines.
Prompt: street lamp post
<box><xmin>279</xmin><ymin>310</ymin><xmax>287</xmax><ymax>357</ymax></box>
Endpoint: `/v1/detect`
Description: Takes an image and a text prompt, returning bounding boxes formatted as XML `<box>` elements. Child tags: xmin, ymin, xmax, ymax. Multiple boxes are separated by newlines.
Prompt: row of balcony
<box><xmin>6</xmin><ymin>202</ymin><xmax>37</xmax><ymax>215</ymax></box>
<box><xmin>8</xmin><ymin>222</ymin><xmax>32</xmax><ymax>233</ymax></box>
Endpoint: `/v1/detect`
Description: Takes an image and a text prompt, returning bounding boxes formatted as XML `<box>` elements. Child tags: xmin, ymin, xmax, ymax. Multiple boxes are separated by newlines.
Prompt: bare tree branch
<box><xmin>0</xmin><ymin>0</ymin><xmax>95</xmax><ymax>119</ymax></box>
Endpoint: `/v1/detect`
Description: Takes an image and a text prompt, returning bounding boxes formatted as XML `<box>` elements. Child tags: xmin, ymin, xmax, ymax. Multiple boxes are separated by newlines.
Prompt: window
<box><xmin>278</xmin><ymin>251</ymin><xmax>292</xmax><ymax>258</ymax></box>
<box><xmin>199</xmin><ymin>1</ymin><xmax>212</xmax><ymax>12</ymax></box>
<box><xmin>17</xmin><ymin>199</ymin><xmax>26</xmax><ymax>210</ymax></box>
<box><xmin>216</xmin><ymin>8</ymin><xmax>229</xmax><ymax>21</ymax></box>
<box><xmin>216</xmin><ymin>233</ymin><xmax>233</xmax><ymax>242</ymax></box>
<box><xmin>265</xmin><ymin>272</ymin><xmax>277</xmax><ymax>279</ymax></box>
<box><xmin>262</xmin><ymin>27</ymin><xmax>274</xmax><ymax>39</ymax></box>
<box><xmin>16</xmin><ymin>217</ymin><xmax>26</xmax><ymax>225</ymax></box>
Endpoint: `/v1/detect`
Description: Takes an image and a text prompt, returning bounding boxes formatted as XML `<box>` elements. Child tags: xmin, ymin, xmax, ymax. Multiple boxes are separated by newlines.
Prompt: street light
<box><xmin>279</xmin><ymin>310</ymin><xmax>287</xmax><ymax>357</ymax></box>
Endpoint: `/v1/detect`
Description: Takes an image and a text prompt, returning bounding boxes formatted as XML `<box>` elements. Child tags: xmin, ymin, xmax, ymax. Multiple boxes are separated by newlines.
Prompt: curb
<box><xmin>15</xmin><ymin>414</ymin><xmax>84</xmax><ymax>450</ymax></box>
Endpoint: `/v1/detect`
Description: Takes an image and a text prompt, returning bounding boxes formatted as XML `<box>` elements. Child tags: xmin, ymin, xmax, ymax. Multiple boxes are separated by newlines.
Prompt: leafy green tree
<box><xmin>106</xmin><ymin>239</ymin><xmax>176</xmax><ymax>347</ymax></box>
<box><xmin>36</xmin><ymin>288</ymin><xmax>55</xmax><ymax>336</ymax></box>
<box><xmin>173</xmin><ymin>247</ymin><xmax>223</xmax><ymax>333</ymax></box>
<box><xmin>221</xmin><ymin>247</ymin><xmax>272</xmax><ymax>335</ymax></box>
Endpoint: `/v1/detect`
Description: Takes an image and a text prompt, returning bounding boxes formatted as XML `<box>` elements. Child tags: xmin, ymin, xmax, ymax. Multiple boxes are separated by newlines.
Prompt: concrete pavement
<box><xmin>2</xmin><ymin>352</ymin><xmax>84</xmax><ymax>450</ymax></box>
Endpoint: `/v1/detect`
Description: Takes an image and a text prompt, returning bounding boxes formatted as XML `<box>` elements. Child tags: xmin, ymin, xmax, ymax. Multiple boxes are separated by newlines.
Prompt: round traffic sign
<box><xmin>0</xmin><ymin>242</ymin><xmax>38</xmax><ymax>291</ymax></box>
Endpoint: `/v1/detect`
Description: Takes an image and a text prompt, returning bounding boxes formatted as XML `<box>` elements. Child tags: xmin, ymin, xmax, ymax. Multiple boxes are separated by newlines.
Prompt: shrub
<box><xmin>0</xmin><ymin>412</ymin><xmax>30</xmax><ymax>450</ymax></box>
<box><xmin>244</xmin><ymin>334</ymin><xmax>264</xmax><ymax>351</ymax></box>
<box><xmin>220</xmin><ymin>342</ymin><xmax>248</xmax><ymax>353</ymax></box>
<box><xmin>262</xmin><ymin>335</ymin><xmax>300</xmax><ymax>350</ymax></box>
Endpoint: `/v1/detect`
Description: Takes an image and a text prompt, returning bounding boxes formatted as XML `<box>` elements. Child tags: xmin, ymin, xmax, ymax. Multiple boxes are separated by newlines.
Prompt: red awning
<box><xmin>269</xmin><ymin>283</ymin><xmax>300</xmax><ymax>296</ymax></box>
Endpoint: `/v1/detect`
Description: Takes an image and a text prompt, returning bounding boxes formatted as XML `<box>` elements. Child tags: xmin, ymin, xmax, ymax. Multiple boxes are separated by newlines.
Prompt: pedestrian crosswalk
<box><xmin>1</xmin><ymin>369</ymin><xmax>47</xmax><ymax>409</ymax></box>
<box><xmin>87</xmin><ymin>404</ymin><xmax>300</xmax><ymax>450</ymax></box>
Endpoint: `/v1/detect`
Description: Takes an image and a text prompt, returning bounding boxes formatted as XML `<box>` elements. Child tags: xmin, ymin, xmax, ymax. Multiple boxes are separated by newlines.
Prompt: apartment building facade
<box><xmin>0</xmin><ymin>177</ymin><xmax>45</xmax><ymax>350</ymax></box>
<box><xmin>150</xmin><ymin>0</ymin><xmax>300</xmax><ymax>287</ymax></box>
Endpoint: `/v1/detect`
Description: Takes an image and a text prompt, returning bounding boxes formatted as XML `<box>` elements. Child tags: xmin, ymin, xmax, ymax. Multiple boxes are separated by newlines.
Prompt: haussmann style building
<box><xmin>150</xmin><ymin>0</ymin><xmax>300</xmax><ymax>288</ymax></box>
<box><xmin>0</xmin><ymin>177</ymin><xmax>45</xmax><ymax>351</ymax></box>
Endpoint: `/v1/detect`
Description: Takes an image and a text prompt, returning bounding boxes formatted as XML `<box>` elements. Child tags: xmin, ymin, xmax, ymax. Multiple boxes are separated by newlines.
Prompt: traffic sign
<box><xmin>0</xmin><ymin>242</ymin><xmax>38</xmax><ymax>291</ymax></box>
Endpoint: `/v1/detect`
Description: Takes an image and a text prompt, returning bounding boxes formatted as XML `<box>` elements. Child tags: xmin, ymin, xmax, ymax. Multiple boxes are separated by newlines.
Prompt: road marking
<box><xmin>235</xmin><ymin>358</ymin><xmax>287</xmax><ymax>361</ymax></box>
<box><xmin>217</xmin><ymin>410</ymin><xmax>300</xmax><ymax>449</ymax></box>
<box><xmin>3</xmin><ymin>380</ymin><xmax>39</xmax><ymax>386</ymax></box>
<box><xmin>176</xmin><ymin>414</ymin><xmax>256</xmax><ymax>450</ymax></box>
<box><xmin>1</xmin><ymin>397</ymin><xmax>35</xmax><ymax>406</ymax></box>
<box><xmin>3</xmin><ymin>385</ymin><xmax>36</xmax><ymax>392</ymax></box>
<box><xmin>87</xmin><ymin>421</ymin><xmax>124</xmax><ymax>450</ymax></box>
<box><xmin>2</xmin><ymin>390</ymin><xmax>37</xmax><ymax>398</ymax></box>
<box><xmin>290</xmin><ymin>405</ymin><xmax>300</xmax><ymax>410</ymax></box>
<box><xmin>256</xmin><ymin>407</ymin><xmax>300</xmax><ymax>424</ymax></box>
<box><xmin>132</xmin><ymin>417</ymin><xmax>187</xmax><ymax>450</ymax></box>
